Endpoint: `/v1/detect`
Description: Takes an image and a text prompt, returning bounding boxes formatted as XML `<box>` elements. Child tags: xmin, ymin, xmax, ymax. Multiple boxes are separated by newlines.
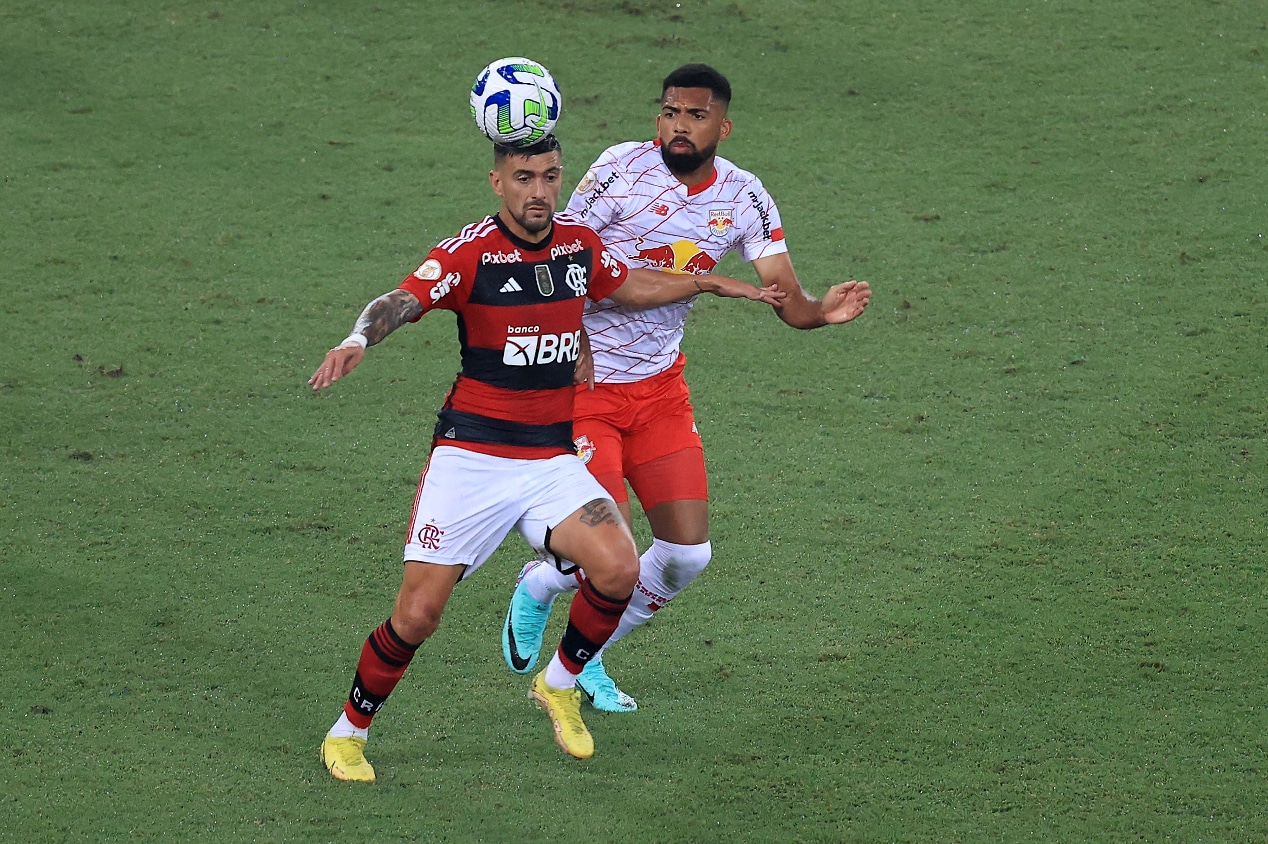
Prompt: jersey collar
<box><xmin>686</xmin><ymin>166</ymin><xmax>718</xmax><ymax>196</ymax></box>
<box><xmin>492</xmin><ymin>213</ymin><xmax>554</xmax><ymax>252</ymax></box>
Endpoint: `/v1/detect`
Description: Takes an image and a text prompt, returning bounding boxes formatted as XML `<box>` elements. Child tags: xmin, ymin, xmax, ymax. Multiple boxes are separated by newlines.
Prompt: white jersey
<box><xmin>563</xmin><ymin>141</ymin><xmax>788</xmax><ymax>383</ymax></box>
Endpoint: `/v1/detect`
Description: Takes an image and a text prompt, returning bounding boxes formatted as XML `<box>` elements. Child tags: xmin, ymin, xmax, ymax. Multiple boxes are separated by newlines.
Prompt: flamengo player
<box><xmin>501</xmin><ymin>65</ymin><xmax>872</xmax><ymax>711</ymax></box>
<box><xmin>310</xmin><ymin>135</ymin><xmax>783</xmax><ymax>781</ymax></box>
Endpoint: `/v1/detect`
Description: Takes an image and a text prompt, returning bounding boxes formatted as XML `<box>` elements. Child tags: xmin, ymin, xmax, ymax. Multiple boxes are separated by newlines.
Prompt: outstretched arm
<box><xmin>751</xmin><ymin>253</ymin><xmax>871</xmax><ymax>329</ymax></box>
<box><xmin>609</xmin><ymin>268</ymin><xmax>786</xmax><ymax>309</ymax></box>
<box><xmin>308</xmin><ymin>288</ymin><xmax>423</xmax><ymax>391</ymax></box>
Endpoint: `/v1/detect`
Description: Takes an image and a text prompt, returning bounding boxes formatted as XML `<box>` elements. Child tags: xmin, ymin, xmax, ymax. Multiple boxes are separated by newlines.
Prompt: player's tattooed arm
<box><xmin>579</xmin><ymin>499</ymin><xmax>620</xmax><ymax>528</ymax></box>
<box><xmin>308</xmin><ymin>289</ymin><xmax>422</xmax><ymax>392</ymax></box>
<box><xmin>354</xmin><ymin>289</ymin><xmax>424</xmax><ymax>346</ymax></box>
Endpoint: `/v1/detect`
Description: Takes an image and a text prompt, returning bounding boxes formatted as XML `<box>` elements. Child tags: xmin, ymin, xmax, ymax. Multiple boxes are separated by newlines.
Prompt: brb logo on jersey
<box><xmin>503</xmin><ymin>327</ymin><xmax>582</xmax><ymax>366</ymax></box>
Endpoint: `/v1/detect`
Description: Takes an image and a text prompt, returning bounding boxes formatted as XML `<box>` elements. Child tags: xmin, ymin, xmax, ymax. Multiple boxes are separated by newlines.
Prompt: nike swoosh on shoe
<box><xmin>505</xmin><ymin>610</ymin><xmax>532</xmax><ymax>672</ymax></box>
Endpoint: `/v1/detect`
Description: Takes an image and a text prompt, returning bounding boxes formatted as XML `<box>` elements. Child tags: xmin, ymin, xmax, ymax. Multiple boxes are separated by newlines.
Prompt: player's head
<box><xmin>661</xmin><ymin>63</ymin><xmax>732</xmax><ymax>107</ymax></box>
<box><xmin>657</xmin><ymin>64</ymin><xmax>732</xmax><ymax>177</ymax></box>
<box><xmin>490</xmin><ymin>134</ymin><xmax>564</xmax><ymax>241</ymax></box>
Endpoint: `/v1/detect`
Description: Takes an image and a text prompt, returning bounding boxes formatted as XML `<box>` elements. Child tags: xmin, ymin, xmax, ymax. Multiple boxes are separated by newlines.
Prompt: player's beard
<box><xmin>661</xmin><ymin>138</ymin><xmax>717</xmax><ymax>176</ymax></box>
<box><xmin>512</xmin><ymin>201</ymin><xmax>554</xmax><ymax>237</ymax></box>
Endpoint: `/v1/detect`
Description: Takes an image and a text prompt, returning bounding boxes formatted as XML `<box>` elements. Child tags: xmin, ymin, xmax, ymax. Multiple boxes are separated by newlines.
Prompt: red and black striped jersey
<box><xmin>398</xmin><ymin>214</ymin><xmax>628</xmax><ymax>459</ymax></box>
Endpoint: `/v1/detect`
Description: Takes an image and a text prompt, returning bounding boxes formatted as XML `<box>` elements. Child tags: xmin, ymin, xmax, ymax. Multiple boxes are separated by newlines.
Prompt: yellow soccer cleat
<box><xmin>320</xmin><ymin>735</ymin><xmax>376</xmax><ymax>782</ymax></box>
<box><xmin>529</xmin><ymin>672</ymin><xmax>594</xmax><ymax>759</ymax></box>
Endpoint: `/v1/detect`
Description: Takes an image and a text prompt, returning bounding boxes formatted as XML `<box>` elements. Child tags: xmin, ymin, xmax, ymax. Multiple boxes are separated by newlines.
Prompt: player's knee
<box><xmin>607</xmin><ymin>552</ymin><xmax>641</xmax><ymax>596</ymax></box>
<box><xmin>583</xmin><ymin>547</ymin><xmax>639</xmax><ymax>598</ymax></box>
<box><xmin>650</xmin><ymin>538</ymin><xmax>712</xmax><ymax>594</ymax></box>
<box><xmin>391</xmin><ymin>597</ymin><xmax>445</xmax><ymax>644</ymax></box>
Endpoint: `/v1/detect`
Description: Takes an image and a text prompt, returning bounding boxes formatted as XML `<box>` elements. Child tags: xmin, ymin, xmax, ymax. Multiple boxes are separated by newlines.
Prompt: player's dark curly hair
<box><xmin>493</xmin><ymin>134</ymin><xmax>561</xmax><ymax>164</ymax></box>
<box><xmin>661</xmin><ymin>63</ymin><xmax>731</xmax><ymax>105</ymax></box>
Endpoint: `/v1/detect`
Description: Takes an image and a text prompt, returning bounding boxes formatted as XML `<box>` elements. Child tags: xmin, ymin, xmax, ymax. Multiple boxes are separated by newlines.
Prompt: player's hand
<box><xmin>698</xmin><ymin>274</ymin><xmax>788</xmax><ymax>305</ymax></box>
<box><xmin>819</xmin><ymin>280</ymin><xmax>871</xmax><ymax>324</ymax></box>
<box><xmin>573</xmin><ymin>329</ymin><xmax>595</xmax><ymax>391</ymax></box>
<box><xmin>309</xmin><ymin>344</ymin><xmax>366</xmax><ymax>391</ymax></box>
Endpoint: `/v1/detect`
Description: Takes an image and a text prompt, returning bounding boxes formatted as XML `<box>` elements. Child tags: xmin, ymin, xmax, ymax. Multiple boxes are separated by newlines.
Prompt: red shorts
<box><xmin>572</xmin><ymin>354</ymin><xmax>707</xmax><ymax>508</ymax></box>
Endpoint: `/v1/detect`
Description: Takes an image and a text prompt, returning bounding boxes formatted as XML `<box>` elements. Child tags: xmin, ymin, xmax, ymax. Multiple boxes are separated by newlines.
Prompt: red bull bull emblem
<box><xmin>633</xmin><ymin>240</ymin><xmax>677</xmax><ymax>270</ymax></box>
<box><xmin>708</xmin><ymin>208</ymin><xmax>734</xmax><ymax>236</ymax></box>
<box><xmin>681</xmin><ymin>249</ymin><xmax>717</xmax><ymax>275</ymax></box>
<box><xmin>631</xmin><ymin>239</ymin><xmax>718</xmax><ymax>275</ymax></box>
<box><xmin>574</xmin><ymin>435</ymin><xmax>596</xmax><ymax>464</ymax></box>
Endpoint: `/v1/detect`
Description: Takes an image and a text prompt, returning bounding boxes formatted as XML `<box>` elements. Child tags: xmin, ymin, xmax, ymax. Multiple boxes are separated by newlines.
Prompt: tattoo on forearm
<box><xmin>353</xmin><ymin>290</ymin><xmax>423</xmax><ymax>346</ymax></box>
<box><xmin>580</xmin><ymin>499</ymin><xmax>619</xmax><ymax>528</ymax></box>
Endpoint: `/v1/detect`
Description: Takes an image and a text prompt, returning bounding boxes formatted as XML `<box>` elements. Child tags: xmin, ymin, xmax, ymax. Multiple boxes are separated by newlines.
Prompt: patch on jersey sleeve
<box><xmin>414</xmin><ymin>259</ymin><xmax>442</xmax><ymax>280</ymax></box>
<box><xmin>575</xmin><ymin>170</ymin><xmax>597</xmax><ymax>194</ymax></box>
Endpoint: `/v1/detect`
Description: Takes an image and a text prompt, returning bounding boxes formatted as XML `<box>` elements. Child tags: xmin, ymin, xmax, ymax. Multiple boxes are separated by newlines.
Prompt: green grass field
<box><xmin>3</xmin><ymin>1</ymin><xmax>1266</xmax><ymax>840</ymax></box>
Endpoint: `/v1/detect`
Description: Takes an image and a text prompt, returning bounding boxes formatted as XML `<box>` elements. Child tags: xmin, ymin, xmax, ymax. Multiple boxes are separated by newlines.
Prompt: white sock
<box><xmin>327</xmin><ymin>712</ymin><xmax>369</xmax><ymax>740</ymax></box>
<box><xmin>607</xmin><ymin>539</ymin><xmax>712</xmax><ymax>646</ymax></box>
<box><xmin>524</xmin><ymin>560</ymin><xmax>579</xmax><ymax>604</ymax></box>
<box><xmin>543</xmin><ymin>652</ymin><xmax>578</xmax><ymax>690</ymax></box>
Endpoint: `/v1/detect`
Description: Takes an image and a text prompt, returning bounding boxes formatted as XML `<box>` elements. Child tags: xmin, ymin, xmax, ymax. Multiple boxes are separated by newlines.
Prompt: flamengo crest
<box><xmin>565</xmin><ymin>263</ymin><xmax>588</xmax><ymax>295</ymax></box>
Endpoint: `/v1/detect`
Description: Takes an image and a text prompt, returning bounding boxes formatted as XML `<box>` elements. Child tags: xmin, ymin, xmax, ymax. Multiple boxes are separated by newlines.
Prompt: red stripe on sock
<box><xmin>343</xmin><ymin>619</ymin><xmax>418</xmax><ymax>729</ymax></box>
<box><xmin>557</xmin><ymin>580</ymin><xmax>632</xmax><ymax>674</ymax></box>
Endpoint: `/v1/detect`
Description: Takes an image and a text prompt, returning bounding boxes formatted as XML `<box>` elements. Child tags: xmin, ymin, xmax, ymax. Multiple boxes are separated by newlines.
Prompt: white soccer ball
<box><xmin>469</xmin><ymin>57</ymin><xmax>562</xmax><ymax>147</ymax></box>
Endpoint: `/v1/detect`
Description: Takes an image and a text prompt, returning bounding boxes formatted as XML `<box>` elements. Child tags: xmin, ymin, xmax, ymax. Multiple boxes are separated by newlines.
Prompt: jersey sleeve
<box><xmin>736</xmin><ymin>176</ymin><xmax>789</xmax><ymax>263</ymax></box>
<box><xmin>563</xmin><ymin>146</ymin><xmax>627</xmax><ymax>234</ymax></box>
<box><xmin>584</xmin><ymin>232</ymin><xmax>630</xmax><ymax>302</ymax></box>
<box><xmin>397</xmin><ymin>247</ymin><xmax>471</xmax><ymax>319</ymax></box>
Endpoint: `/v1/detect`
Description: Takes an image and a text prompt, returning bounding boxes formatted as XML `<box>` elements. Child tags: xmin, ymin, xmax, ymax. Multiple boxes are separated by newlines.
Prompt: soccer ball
<box><xmin>469</xmin><ymin>57</ymin><xmax>562</xmax><ymax>147</ymax></box>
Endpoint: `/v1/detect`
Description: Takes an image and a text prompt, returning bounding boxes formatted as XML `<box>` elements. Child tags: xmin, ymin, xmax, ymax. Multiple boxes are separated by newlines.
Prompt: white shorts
<box><xmin>402</xmin><ymin>445</ymin><xmax>610</xmax><ymax>577</ymax></box>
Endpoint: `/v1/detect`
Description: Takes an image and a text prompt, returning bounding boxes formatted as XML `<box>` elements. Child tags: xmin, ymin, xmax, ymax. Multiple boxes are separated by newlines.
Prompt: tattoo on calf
<box><xmin>580</xmin><ymin>499</ymin><xmax>618</xmax><ymax>528</ymax></box>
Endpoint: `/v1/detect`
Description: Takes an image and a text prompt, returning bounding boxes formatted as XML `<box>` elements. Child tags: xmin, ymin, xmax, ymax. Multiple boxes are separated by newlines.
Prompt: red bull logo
<box><xmin>574</xmin><ymin>435</ymin><xmax>596</xmax><ymax>465</ymax></box>
<box><xmin>631</xmin><ymin>239</ymin><xmax>718</xmax><ymax>275</ymax></box>
<box><xmin>681</xmin><ymin>250</ymin><xmax>718</xmax><ymax>274</ymax></box>
<box><xmin>708</xmin><ymin>208</ymin><xmax>734</xmax><ymax>236</ymax></box>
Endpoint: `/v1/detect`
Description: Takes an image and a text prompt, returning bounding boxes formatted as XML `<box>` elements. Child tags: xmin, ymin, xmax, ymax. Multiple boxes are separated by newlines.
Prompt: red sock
<box><xmin>556</xmin><ymin>579</ymin><xmax>631</xmax><ymax>674</ymax></box>
<box><xmin>343</xmin><ymin>619</ymin><xmax>419</xmax><ymax>729</ymax></box>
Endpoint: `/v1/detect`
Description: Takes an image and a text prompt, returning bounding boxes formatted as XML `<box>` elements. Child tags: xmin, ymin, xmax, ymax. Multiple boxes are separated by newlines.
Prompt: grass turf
<box><xmin>2</xmin><ymin>0</ymin><xmax>1265</xmax><ymax>840</ymax></box>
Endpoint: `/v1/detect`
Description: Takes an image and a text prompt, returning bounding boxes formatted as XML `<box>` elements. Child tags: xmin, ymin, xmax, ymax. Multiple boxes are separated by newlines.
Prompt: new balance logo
<box><xmin>651</xmin><ymin>202</ymin><xmax>670</xmax><ymax>216</ymax></box>
<box><xmin>500</xmin><ymin>278</ymin><xmax>523</xmax><ymax>293</ymax></box>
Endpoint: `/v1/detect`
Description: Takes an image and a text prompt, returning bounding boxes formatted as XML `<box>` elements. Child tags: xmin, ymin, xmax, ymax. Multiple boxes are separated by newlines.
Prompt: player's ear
<box><xmin>489</xmin><ymin>169</ymin><xmax>503</xmax><ymax>198</ymax></box>
<box><xmin>719</xmin><ymin>118</ymin><xmax>733</xmax><ymax>141</ymax></box>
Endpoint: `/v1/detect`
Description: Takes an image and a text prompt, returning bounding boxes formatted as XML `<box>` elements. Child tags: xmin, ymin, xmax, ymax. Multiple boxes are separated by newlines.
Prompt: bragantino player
<box><xmin>501</xmin><ymin>65</ymin><xmax>872</xmax><ymax>712</ymax></box>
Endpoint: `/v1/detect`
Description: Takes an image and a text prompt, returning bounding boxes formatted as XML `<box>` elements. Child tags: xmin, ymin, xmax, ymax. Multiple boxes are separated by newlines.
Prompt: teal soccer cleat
<box><xmin>502</xmin><ymin>561</ymin><xmax>555</xmax><ymax>674</ymax></box>
<box><xmin>577</xmin><ymin>655</ymin><xmax>638</xmax><ymax>713</ymax></box>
